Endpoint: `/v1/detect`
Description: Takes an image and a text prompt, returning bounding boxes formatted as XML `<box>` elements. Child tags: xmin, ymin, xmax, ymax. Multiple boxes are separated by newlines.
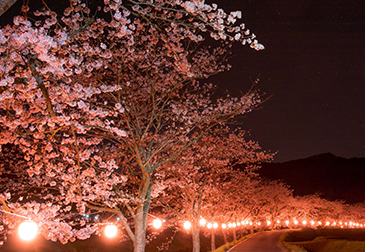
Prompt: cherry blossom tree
<box><xmin>294</xmin><ymin>194</ymin><xmax>345</xmax><ymax>225</ymax></box>
<box><xmin>0</xmin><ymin>1</ymin><xmax>265</xmax><ymax>251</ymax></box>
<box><xmin>256</xmin><ymin>180</ymin><xmax>293</xmax><ymax>229</ymax></box>
<box><xmin>160</xmin><ymin>127</ymin><xmax>273</xmax><ymax>252</ymax></box>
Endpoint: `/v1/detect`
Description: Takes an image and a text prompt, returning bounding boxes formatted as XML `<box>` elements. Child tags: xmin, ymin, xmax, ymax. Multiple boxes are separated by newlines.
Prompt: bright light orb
<box><xmin>199</xmin><ymin>218</ymin><xmax>206</xmax><ymax>227</ymax></box>
<box><xmin>104</xmin><ymin>224</ymin><xmax>118</xmax><ymax>238</ymax></box>
<box><xmin>213</xmin><ymin>222</ymin><xmax>218</xmax><ymax>229</ymax></box>
<box><xmin>153</xmin><ymin>218</ymin><xmax>162</xmax><ymax>229</ymax></box>
<box><xmin>183</xmin><ymin>221</ymin><xmax>191</xmax><ymax>230</ymax></box>
<box><xmin>285</xmin><ymin>220</ymin><xmax>290</xmax><ymax>226</ymax></box>
<box><xmin>207</xmin><ymin>223</ymin><xmax>213</xmax><ymax>229</ymax></box>
<box><xmin>18</xmin><ymin>220</ymin><xmax>38</xmax><ymax>241</ymax></box>
<box><xmin>222</xmin><ymin>224</ymin><xmax>227</xmax><ymax>229</ymax></box>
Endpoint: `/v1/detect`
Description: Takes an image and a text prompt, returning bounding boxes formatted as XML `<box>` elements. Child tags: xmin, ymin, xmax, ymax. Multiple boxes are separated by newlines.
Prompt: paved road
<box><xmin>228</xmin><ymin>230</ymin><xmax>288</xmax><ymax>252</ymax></box>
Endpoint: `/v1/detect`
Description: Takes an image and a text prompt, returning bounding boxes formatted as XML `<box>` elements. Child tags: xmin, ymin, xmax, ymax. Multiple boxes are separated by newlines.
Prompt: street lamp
<box><xmin>18</xmin><ymin>220</ymin><xmax>38</xmax><ymax>241</ymax></box>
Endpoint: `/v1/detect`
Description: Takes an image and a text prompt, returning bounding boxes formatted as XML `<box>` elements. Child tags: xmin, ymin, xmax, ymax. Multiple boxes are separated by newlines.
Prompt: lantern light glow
<box><xmin>183</xmin><ymin>221</ymin><xmax>191</xmax><ymax>230</ymax></box>
<box><xmin>18</xmin><ymin>220</ymin><xmax>38</xmax><ymax>241</ymax></box>
<box><xmin>104</xmin><ymin>224</ymin><xmax>118</xmax><ymax>238</ymax></box>
<box><xmin>153</xmin><ymin>218</ymin><xmax>162</xmax><ymax>229</ymax></box>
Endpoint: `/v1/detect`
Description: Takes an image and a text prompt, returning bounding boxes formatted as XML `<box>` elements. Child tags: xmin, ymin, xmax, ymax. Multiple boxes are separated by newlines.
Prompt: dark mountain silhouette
<box><xmin>259</xmin><ymin>153</ymin><xmax>365</xmax><ymax>204</ymax></box>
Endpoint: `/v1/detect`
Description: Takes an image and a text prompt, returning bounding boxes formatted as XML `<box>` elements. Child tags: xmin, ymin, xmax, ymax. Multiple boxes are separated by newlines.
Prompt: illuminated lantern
<box><xmin>310</xmin><ymin>221</ymin><xmax>315</xmax><ymax>226</ymax></box>
<box><xmin>222</xmin><ymin>224</ymin><xmax>227</xmax><ymax>229</ymax></box>
<box><xmin>285</xmin><ymin>220</ymin><xmax>289</xmax><ymax>226</ymax></box>
<box><xmin>237</xmin><ymin>222</ymin><xmax>241</xmax><ymax>227</ymax></box>
<box><xmin>232</xmin><ymin>223</ymin><xmax>236</xmax><ymax>228</ymax></box>
<box><xmin>184</xmin><ymin>221</ymin><xmax>191</xmax><ymax>230</ymax></box>
<box><xmin>294</xmin><ymin>220</ymin><xmax>298</xmax><ymax>225</ymax></box>
<box><xmin>325</xmin><ymin>221</ymin><xmax>330</xmax><ymax>226</ymax></box>
<box><xmin>241</xmin><ymin>221</ymin><xmax>245</xmax><ymax>225</ymax></box>
<box><xmin>199</xmin><ymin>218</ymin><xmax>206</xmax><ymax>227</ymax></box>
<box><xmin>267</xmin><ymin>220</ymin><xmax>271</xmax><ymax>226</ymax></box>
<box><xmin>153</xmin><ymin>218</ymin><xmax>162</xmax><ymax>229</ymax></box>
<box><xmin>104</xmin><ymin>224</ymin><xmax>118</xmax><ymax>238</ymax></box>
<box><xmin>18</xmin><ymin>220</ymin><xmax>38</xmax><ymax>241</ymax></box>
<box><xmin>213</xmin><ymin>222</ymin><xmax>218</xmax><ymax>229</ymax></box>
<box><xmin>207</xmin><ymin>223</ymin><xmax>213</xmax><ymax>229</ymax></box>
<box><xmin>228</xmin><ymin>223</ymin><xmax>232</xmax><ymax>228</ymax></box>
<box><xmin>302</xmin><ymin>220</ymin><xmax>307</xmax><ymax>225</ymax></box>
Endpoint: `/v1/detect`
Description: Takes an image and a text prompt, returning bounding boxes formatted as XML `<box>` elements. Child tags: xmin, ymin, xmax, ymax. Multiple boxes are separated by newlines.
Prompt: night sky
<box><xmin>1</xmin><ymin>0</ymin><xmax>364</xmax><ymax>162</ymax></box>
<box><xmin>211</xmin><ymin>0</ymin><xmax>365</xmax><ymax>162</ymax></box>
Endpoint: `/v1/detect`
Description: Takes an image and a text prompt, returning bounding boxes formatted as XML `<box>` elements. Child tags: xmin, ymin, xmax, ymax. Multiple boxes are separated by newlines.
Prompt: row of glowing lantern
<box><xmin>17</xmin><ymin>218</ymin><xmax>164</xmax><ymax>241</ymax></box>
<box><xmin>17</xmin><ymin>218</ymin><xmax>365</xmax><ymax>241</ymax></box>
<box><xmin>197</xmin><ymin>218</ymin><xmax>365</xmax><ymax>229</ymax></box>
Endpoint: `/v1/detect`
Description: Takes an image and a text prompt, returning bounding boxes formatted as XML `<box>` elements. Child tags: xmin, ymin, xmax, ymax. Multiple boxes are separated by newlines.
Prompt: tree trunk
<box><xmin>232</xmin><ymin>228</ymin><xmax>237</xmax><ymax>241</ymax></box>
<box><xmin>211</xmin><ymin>230</ymin><xmax>216</xmax><ymax>251</ymax></box>
<box><xmin>192</xmin><ymin>221</ymin><xmax>201</xmax><ymax>252</ymax></box>
<box><xmin>222</xmin><ymin>229</ymin><xmax>228</xmax><ymax>244</ymax></box>
<box><xmin>134</xmin><ymin>207</ymin><xmax>147</xmax><ymax>252</ymax></box>
<box><xmin>0</xmin><ymin>0</ymin><xmax>17</xmax><ymax>17</ymax></box>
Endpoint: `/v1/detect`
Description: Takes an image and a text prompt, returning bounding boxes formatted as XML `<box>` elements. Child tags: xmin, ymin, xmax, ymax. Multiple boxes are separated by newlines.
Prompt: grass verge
<box><xmin>280</xmin><ymin>228</ymin><xmax>365</xmax><ymax>252</ymax></box>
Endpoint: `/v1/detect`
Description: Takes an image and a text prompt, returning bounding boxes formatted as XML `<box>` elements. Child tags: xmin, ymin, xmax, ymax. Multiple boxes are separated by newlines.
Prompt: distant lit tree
<box><xmin>257</xmin><ymin>180</ymin><xmax>293</xmax><ymax>229</ymax></box>
<box><xmin>160</xmin><ymin>127</ymin><xmax>273</xmax><ymax>252</ymax></box>
<box><xmin>295</xmin><ymin>194</ymin><xmax>345</xmax><ymax>224</ymax></box>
